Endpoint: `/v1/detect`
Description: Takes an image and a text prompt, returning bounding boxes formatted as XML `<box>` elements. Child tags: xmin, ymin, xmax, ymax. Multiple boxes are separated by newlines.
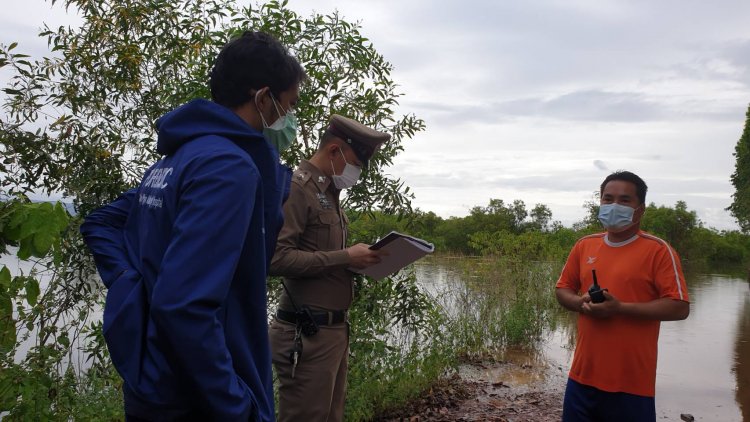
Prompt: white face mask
<box><xmin>331</xmin><ymin>148</ymin><xmax>362</xmax><ymax>189</ymax></box>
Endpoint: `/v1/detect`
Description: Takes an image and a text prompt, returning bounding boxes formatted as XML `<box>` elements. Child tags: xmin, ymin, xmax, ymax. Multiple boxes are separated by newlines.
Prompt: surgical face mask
<box><xmin>257</xmin><ymin>92</ymin><xmax>297</xmax><ymax>152</ymax></box>
<box><xmin>331</xmin><ymin>149</ymin><xmax>362</xmax><ymax>190</ymax></box>
<box><xmin>598</xmin><ymin>203</ymin><xmax>637</xmax><ymax>232</ymax></box>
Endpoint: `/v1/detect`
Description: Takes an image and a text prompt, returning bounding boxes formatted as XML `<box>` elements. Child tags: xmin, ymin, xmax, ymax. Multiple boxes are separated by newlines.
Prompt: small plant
<box><xmin>345</xmin><ymin>268</ymin><xmax>454</xmax><ymax>420</ymax></box>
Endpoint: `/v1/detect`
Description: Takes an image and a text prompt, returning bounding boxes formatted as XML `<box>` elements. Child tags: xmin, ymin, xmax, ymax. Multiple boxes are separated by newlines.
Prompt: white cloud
<box><xmin>2</xmin><ymin>0</ymin><xmax>748</xmax><ymax>230</ymax></box>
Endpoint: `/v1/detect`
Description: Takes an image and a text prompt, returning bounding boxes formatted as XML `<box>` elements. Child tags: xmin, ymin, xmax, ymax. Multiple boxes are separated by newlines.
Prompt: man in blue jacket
<box><xmin>80</xmin><ymin>31</ymin><xmax>305</xmax><ymax>421</ymax></box>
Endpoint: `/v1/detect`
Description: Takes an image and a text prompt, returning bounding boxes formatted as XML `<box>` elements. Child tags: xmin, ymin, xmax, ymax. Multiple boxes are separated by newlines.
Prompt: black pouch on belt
<box><xmin>296</xmin><ymin>306</ymin><xmax>319</xmax><ymax>337</ymax></box>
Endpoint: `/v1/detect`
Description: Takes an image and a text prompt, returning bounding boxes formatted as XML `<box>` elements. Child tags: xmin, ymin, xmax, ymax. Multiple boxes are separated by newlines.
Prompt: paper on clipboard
<box><xmin>350</xmin><ymin>231</ymin><xmax>435</xmax><ymax>280</ymax></box>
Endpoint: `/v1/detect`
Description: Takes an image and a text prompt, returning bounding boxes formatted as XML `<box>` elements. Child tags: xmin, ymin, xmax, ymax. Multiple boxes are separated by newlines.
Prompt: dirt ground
<box><xmin>375</xmin><ymin>358</ymin><xmax>567</xmax><ymax>422</ymax></box>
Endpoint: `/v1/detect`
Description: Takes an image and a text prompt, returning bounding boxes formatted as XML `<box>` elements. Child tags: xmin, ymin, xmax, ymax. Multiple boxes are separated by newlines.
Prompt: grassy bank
<box><xmin>344</xmin><ymin>255</ymin><xmax>565</xmax><ymax>420</ymax></box>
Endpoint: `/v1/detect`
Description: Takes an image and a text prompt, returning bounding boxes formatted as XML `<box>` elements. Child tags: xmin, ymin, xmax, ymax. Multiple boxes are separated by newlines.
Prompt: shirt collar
<box><xmin>604</xmin><ymin>232</ymin><xmax>640</xmax><ymax>247</ymax></box>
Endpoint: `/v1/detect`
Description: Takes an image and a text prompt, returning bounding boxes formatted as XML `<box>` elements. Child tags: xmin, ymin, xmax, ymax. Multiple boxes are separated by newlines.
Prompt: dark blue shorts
<box><xmin>562</xmin><ymin>378</ymin><xmax>655</xmax><ymax>422</ymax></box>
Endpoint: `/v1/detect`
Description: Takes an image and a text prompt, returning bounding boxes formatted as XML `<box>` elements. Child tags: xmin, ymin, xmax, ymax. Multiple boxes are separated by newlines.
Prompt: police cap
<box><xmin>327</xmin><ymin>114</ymin><xmax>390</xmax><ymax>168</ymax></box>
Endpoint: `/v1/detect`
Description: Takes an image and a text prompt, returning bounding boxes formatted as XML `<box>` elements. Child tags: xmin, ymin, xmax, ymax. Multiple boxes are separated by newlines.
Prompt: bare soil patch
<box><xmin>375</xmin><ymin>358</ymin><xmax>566</xmax><ymax>422</ymax></box>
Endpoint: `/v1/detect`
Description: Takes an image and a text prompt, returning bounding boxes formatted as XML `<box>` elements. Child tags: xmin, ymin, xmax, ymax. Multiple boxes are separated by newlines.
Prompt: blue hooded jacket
<box><xmin>81</xmin><ymin>99</ymin><xmax>290</xmax><ymax>421</ymax></box>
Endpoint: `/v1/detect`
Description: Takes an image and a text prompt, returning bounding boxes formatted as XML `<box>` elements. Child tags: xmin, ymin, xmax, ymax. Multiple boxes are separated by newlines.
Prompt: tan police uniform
<box><xmin>269</xmin><ymin>115</ymin><xmax>389</xmax><ymax>422</ymax></box>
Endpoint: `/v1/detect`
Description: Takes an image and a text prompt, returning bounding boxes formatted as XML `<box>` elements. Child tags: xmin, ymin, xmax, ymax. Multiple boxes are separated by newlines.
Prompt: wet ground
<box><xmin>414</xmin><ymin>263</ymin><xmax>750</xmax><ymax>421</ymax></box>
<box><xmin>375</xmin><ymin>355</ymin><xmax>567</xmax><ymax>422</ymax></box>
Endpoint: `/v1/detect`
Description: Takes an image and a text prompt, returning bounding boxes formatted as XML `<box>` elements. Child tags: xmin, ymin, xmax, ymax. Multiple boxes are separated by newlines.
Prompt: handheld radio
<box><xmin>588</xmin><ymin>269</ymin><xmax>607</xmax><ymax>304</ymax></box>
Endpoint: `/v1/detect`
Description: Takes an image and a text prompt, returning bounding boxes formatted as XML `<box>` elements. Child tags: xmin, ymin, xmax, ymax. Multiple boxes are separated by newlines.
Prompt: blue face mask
<box><xmin>598</xmin><ymin>203</ymin><xmax>637</xmax><ymax>232</ymax></box>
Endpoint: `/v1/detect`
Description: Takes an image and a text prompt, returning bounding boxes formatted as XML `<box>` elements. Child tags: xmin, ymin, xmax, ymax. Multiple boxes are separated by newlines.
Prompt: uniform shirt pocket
<box><xmin>314</xmin><ymin>211</ymin><xmax>342</xmax><ymax>250</ymax></box>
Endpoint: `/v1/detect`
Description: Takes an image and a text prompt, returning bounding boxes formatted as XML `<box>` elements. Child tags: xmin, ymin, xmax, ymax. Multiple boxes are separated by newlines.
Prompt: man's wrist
<box><xmin>332</xmin><ymin>249</ymin><xmax>351</xmax><ymax>266</ymax></box>
<box><xmin>615</xmin><ymin>301</ymin><xmax>630</xmax><ymax>316</ymax></box>
<box><xmin>565</xmin><ymin>295</ymin><xmax>584</xmax><ymax>313</ymax></box>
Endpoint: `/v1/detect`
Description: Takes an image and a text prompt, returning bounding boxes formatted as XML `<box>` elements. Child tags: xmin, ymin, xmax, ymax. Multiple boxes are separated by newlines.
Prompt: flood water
<box><xmin>415</xmin><ymin>260</ymin><xmax>750</xmax><ymax>422</ymax></box>
<box><xmin>3</xmin><ymin>251</ymin><xmax>748</xmax><ymax>420</ymax></box>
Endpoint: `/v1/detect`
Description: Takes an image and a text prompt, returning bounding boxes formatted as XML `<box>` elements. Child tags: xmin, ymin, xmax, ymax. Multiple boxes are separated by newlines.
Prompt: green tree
<box><xmin>1</xmin><ymin>0</ymin><xmax>425</xmax><ymax>418</ymax></box>
<box><xmin>1</xmin><ymin>0</ymin><xmax>422</xmax><ymax>216</ymax></box>
<box><xmin>408</xmin><ymin>209</ymin><xmax>445</xmax><ymax>250</ymax></box>
<box><xmin>729</xmin><ymin>104</ymin><xmax>750</xmax><ymax>232</ymax></box>
<box><xmin>0</xmin><ymin>198</ymin><xmax>85</xmax><ymax>419</ymax></box>
<box><xmin>440</xmin><ymin>199</ymin><xmax>518</xmax><ymax>253</ymax></box>
<box><xmin>509</xmin><ymin>199</ymin><xmax>528</xmax><ymax>229</ymax></box>
<box><xmin>244</xmin><ymin>3</ymin><xmax>424</xmax><ymax>213</ymax></box>
<box><xmin>573</xmin><ymin>191</ymin><xmax>601</xmax><ymax>231</ymax></box>
<box><xmin>528</xmin><ymin>203</ymin><xmax>553</xmax><ymax>232</ymax></box>
<box><xmin>434</xmin><ymin>215</ymin><xmax>473</xmax><ymax>253</ymax></box>
<box><xmin>641</xmin><ymin>200</ymin><xmax>699</xmax><ymax>255</ymax></box>
<box><xmin>468</xmin><ymin>230</ymin><xmax>564</xmax><ymax>261</ymax></box>
<box><xmin>468</xmin><ymin>199</ymin><xmax>524</xmax><ymax>233</ymax></box>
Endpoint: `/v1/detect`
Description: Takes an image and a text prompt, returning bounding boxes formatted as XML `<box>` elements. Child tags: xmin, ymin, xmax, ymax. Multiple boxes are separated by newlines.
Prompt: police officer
<box><xmin>269</xmin><ymin>114</ymin><xmax>389</xmax><ymax>421</ymax></box>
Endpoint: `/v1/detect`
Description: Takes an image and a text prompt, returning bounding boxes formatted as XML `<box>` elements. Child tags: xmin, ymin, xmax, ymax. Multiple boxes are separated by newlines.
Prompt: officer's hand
<box><xmin>346</xmin><ymin>243</ymin><xmax>383</xmax><ymax>269</ymax></box>
<box><xmin>581</xmin><ymin>290</ymin><xmax>620</xmax><ymax>318</ymax></box>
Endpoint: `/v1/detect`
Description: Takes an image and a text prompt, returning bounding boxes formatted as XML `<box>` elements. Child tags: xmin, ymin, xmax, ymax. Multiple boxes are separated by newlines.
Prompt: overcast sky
<box><xmin>3</xmin><ymin>0</ymin><xmax>749</xmax><ymax>230</ymax></box>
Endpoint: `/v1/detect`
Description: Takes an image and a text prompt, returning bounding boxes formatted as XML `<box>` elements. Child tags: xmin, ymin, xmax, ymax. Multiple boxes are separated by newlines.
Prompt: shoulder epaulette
<box><xmin>292</xmin><ymin>169</ymin><xmax>312</xmax><ymax>185</ymax></box>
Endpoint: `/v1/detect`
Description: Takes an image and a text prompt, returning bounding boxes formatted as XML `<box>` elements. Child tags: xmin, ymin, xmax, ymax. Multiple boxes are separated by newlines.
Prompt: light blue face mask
<box><xmin>258</xmin><ymin>92</ymin><xmax>297</xmax><ymax>152</ymax></box>
<box><xmin>598</xmin><ymin>203</ymin><xmax>637</xmax><ymax>232</ymax></box>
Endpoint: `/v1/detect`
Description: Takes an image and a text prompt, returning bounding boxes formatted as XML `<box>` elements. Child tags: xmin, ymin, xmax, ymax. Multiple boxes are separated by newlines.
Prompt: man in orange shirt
<box><xmin>556</xmin><ymin>170</ymin><xmax>690</xmax><ymax>422</ymax></box>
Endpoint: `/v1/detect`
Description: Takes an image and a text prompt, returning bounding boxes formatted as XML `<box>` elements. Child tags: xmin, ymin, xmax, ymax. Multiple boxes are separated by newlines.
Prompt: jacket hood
<box><xmin>155</xmin><ymin>99</ymin><xmax>265</xmax><ymax>155</ymax></box>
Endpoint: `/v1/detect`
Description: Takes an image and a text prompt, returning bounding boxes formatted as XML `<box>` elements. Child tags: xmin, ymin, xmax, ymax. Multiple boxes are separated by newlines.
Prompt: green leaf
<box><xmin>0</xmin><ymin>267</ymin><xmax>10</xmax><ymax>289</ymax></box>
<box><xmin>32</xmin><ymin>231</ymin><xmax>53</xmax><ymax>256</ymax></box>
<box><xmin>16</xmin><ymin>238</ymin><xmax>33</xmax><ymax>260</ymax></box>
<box><xmin>24</xmin><ymin>278</ymin><xmax>40</xmax><ymax>306</ymax></box>
<box><xmin>0</xmin><ymin>370</ymin><xmax>18</xmax><ymax>411</ymax></box>
<box><xmin>51</xmin><ymin>202</ymin><xmax>70</xmax><ymax>231</ymax></box>
<box><xmin>57</xmin><ymin>333</ymin><xmax>70</xmax><ymax>348</ymax></box>
<box><xmin>0</xmin><ymin>289</ymin><xmax>16</xmax><ymax>354</ymax></box>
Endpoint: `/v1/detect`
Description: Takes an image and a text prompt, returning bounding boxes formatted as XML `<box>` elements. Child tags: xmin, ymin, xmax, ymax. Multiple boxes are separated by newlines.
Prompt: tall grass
<box><xmin>344</xmin><ymin>256</ymin><xmax>566</xmax><ymax>420</ymax></box>
<box><xmin>344</xmin><ymin>268</ymin><xmax>454</xmax><ymax>420</ymax></box>
<box><xmin>444</xmin><ymin>257</ymin><xmax>565</xmax><ymax>357</ymax></box>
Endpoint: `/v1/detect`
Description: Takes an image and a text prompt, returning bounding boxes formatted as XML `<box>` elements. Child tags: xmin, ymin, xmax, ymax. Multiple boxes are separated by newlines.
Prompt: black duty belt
<box><xmin>276</xmin><ymin>309</ymin><xmax>347</xmax><ymax>326</ymax></box>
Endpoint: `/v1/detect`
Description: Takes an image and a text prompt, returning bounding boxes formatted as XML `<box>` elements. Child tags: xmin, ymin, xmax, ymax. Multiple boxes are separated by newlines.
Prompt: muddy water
<box><xmin>652</xmin><ymin>274</ymin><xmax>749</xmax><ymax>421</ymax></box>
<box><xmin>416</xmin><ymin>261</ymin><xmax>750</xmax><ymax>422</ymax></box>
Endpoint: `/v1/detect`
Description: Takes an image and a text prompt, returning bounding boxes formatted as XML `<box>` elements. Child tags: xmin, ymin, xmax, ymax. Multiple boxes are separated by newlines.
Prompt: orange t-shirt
<box><xmin>556</xmin><ymin>231</ymin><xmax>689</xmax><ymax>397</ymax></box>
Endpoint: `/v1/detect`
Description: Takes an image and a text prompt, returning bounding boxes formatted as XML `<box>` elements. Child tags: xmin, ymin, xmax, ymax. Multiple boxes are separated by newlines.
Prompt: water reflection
<box><xmin>649</xmin><ymin>274</ymin><xmax>748</xmax><ymax>421</ymax></box>
<box><xmin>416</xmin><ymin>260</ymin><xmax>750</xmax><ymax>422</ymax></box>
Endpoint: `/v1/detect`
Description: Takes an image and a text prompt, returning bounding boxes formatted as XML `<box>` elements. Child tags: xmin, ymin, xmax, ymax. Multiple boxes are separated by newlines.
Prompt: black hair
<box><xmin>210</xmin><ymin>31</ymin><xmax>305</xmax><ymax>108</ymax></box>
<box><xmin>600</xmin><ymin>170</ymin><xmax>648</xmax><ymax>204</ymax></box>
